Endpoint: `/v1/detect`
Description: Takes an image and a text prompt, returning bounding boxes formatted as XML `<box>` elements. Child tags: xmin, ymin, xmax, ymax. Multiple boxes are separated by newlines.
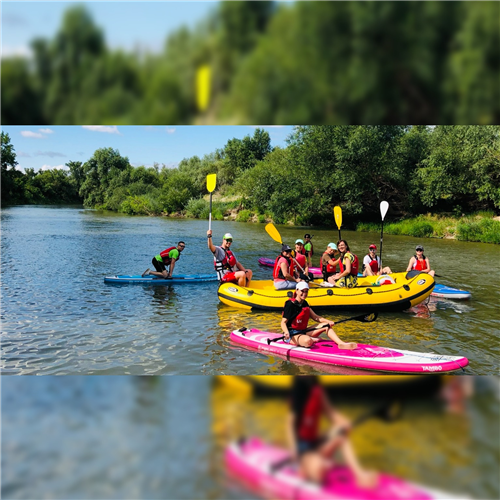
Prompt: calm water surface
<box><xmin>2</xmin><ymin>376</ymin><xmax>498</xmax><ymax>499</ymax></box>
<box><xmin>1</xmin><ymin>206</ymin><xmax>499</xmax><ymax>375</ymax></box>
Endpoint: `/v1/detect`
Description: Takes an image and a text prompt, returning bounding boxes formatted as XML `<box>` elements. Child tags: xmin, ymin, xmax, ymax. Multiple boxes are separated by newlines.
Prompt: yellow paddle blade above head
<box><xmin>206</xmin><ymin>174</ymin><xmax>217</xmax><ymax>193</ymax></box>
<box><xmin>334</xmin><ymin>206</ymin><xmax>342</xmax><ymax>230</ymax></box>
<box><xmin>265</xmin><ymin>223</ymin><xmax>283</xmax><ymax>245</ymax></box>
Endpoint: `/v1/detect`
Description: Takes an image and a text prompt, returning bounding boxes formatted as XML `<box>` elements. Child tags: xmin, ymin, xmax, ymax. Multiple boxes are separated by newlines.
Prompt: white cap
<box><xmin>223</xmin><ymin>233</ymin><xmax>233</xmax><ymax>240</ymax></box>
<box><xmin>296</xmin><ymin>281</ymin><xmax>310</xmax><ymax>291</ymax></box>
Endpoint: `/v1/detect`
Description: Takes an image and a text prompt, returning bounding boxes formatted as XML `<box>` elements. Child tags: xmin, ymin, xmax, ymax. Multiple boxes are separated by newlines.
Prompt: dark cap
<box><xmin>281</xmin><ymin>244</ymin><xmax>292</xmax><ymax>252</ymax></box>
<box><xmin>416</xmin><ymin>245</ymin><xmax>424</xmax><ymax>251</ymax></box>
<box><xmin>304</xmin><ymin>234</ymin><xmax>312</xmax><ymax>239</ymax></box>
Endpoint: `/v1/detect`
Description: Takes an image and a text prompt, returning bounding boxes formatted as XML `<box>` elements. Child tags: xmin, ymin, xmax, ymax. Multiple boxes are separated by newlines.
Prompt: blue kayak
<box><xmin>432</xmin><ymin>283</ymin><xmax>471</xmax><ymax>300</ymax></box>
<box><xmin>104</xmin><ymin>274</ymin><xmax>218</xmax><ymax>284</ymax></box>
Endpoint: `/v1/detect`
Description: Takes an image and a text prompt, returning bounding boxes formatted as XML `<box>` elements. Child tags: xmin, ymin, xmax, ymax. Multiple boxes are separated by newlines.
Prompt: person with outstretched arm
<box><xmin>207</xmin><ymin>230</ymin><xmax>253</xmax><ymax>286</ymax></box>
<box><xmin>143</xmin><ymin>241</ymin><xmax>185</xmax><ymax>278</ymax></box>
<box><xmin>281</xmin><ymin>282</ymin><xmax>357</xmax><ymax>349</ymax></box>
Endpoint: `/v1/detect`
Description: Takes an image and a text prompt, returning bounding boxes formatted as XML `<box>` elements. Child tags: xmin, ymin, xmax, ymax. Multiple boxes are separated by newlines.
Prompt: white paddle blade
<box><xmin>380</xmin><ymin>201</ymin><xmax>389</xmax><ymax>221</ymax></box>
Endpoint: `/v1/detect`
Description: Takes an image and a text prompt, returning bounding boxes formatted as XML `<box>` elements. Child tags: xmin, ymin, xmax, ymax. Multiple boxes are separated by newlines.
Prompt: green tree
<box><xmin>79</xmin><ymin>148</ymin><xmax>131</xmax><ymax>207</ymax></box>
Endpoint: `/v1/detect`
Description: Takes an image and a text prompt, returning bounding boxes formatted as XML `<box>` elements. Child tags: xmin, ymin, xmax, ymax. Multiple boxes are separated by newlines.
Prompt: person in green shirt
<box><xmin>142</xmin><ymin>242</ymin><xmax>186</xmax><ymax>278</ymax></box>
<box><xmin>303</xmin><ymin>234</ymin><xmax>314</xmax><ymax>267</ymax></box>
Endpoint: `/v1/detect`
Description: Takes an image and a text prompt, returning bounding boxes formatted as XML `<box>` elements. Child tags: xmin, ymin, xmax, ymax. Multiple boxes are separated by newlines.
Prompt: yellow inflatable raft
<box><xmin>218</xmin><ymin>271</ymin><xmax>434</xmax><ymax>311</ymax></box>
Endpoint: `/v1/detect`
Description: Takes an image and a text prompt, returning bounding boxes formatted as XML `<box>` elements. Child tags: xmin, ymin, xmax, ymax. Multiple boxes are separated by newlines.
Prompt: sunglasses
<box><xmin>225</xmin><ymin>239</ymin><xmax>233</xmax><ymax>243</ymax></box>
<box><xmin>416</xmin><ymin>249</ymin><xmax>423</xmax><ymax>252</ymax></box>
<box><xmin>179</xmin><ymin>245</ymin><xmax>185</xmax><ymax>248</ymax></box>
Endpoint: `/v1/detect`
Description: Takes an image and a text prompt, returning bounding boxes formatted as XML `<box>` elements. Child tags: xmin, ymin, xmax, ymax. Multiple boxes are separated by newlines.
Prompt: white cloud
<box><xmin>21</xmin><ymin>131</ymin><xmax>44</xmax><ymax>138</ymax></box>
<box><xmin>17</xmin><ymin>151</ymin><xmax>31</xmax><ymax>157</ymax></box>
<box><xmin>82</xmin><ymin>125</ymin><xmax>120</xmax><ymax>135</ymax></box>
<box><xmin>39</xmin><ymin>128</ymin><xmax>54</xmax><ymax>134</ymax></box>
<box><xmin>1</xmin><ymin>45</ymin><xmax>32</xmax><ymax>59</ymax></box>
<box><xmin>166</xmin><ymin>128</ymin><xmax>176</xmax><ymax>134</ymax></box>
<box><xmin>40</xmin><ymin>164</ymin><xmax>68</xmax><ymax>171</ymax></box>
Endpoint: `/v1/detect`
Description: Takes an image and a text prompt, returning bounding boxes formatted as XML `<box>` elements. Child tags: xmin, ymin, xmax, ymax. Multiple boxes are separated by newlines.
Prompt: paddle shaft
<box><xmin>209</xmin><ymin>192</ymin><xmax>213</xmax><ymax>230</ymax></box>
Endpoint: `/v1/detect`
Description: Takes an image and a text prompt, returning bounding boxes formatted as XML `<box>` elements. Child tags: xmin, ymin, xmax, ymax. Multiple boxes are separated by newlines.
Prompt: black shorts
<box><xmin>297</xmin><ymin>437</ymin><xmax>325</xmax><ymax>456</ymax></box>
<box><xmin>152</xmin><ymin>257</ymin><xmax>166</xmax><ymax>273</ymax></box>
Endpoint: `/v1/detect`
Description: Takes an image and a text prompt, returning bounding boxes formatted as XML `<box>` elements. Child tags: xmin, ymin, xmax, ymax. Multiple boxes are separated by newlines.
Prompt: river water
<box><xmin>1</xmin><ymin>376</ymin><xmax>498</xmax><ymax>499</ymax></box>
<box><xmin>1</xmin><ymin>206</ymin><xmax>499</xmax><ymax>375</ymax></box>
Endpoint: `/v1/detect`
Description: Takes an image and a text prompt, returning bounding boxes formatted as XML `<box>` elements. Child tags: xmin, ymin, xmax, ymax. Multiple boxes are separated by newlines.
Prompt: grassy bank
<box><xmin>356</xmin><ymin>212</ymin><xmax>500</xmax><ymax>244</ymax></box>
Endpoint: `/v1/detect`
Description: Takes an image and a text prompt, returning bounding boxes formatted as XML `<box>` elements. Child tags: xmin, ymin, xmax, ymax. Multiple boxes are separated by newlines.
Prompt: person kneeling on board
<box><xmin>143</xmin><ymin>241</ymin><xmax>185</xmax><ymax>278</ymax></box>
<box><xmin>281</xmin><ymin>282</ymin><xmax>357</xmax><ymax>349</ymax></box>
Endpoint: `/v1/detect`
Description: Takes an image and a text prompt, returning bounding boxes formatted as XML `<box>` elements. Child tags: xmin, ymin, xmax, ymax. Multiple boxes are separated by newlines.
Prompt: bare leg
<box><xmin>339</xmin><ymin>439</ymin><xmax>377</xmax><ymax>489</ymax></box>
<box><xmin>327</xmin><ymin>327</ymin><xmax>357</xmax><ymax>350</ymax></box>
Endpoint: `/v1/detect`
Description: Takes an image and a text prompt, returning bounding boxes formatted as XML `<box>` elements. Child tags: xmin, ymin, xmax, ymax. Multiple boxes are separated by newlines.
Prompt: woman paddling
<box><xmin>281</xmin><ymin>281</ymin><xmax>357</xmax><ymax>349</ymax></box>
<box><xmin>287</xmin><ymin>376</ymin><xmax>377</xmax><ymax>487</ymax></box>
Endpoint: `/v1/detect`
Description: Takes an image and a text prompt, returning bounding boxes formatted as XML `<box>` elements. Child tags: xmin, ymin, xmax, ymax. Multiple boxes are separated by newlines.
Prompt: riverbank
<box><xmin>356</xmin><ymin>212</ymin><xmax>500</xmax><ymax>244</ymax></box>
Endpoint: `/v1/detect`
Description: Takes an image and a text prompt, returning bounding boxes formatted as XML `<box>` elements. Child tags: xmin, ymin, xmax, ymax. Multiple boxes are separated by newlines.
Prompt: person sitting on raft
<box><xmin>143</xmin><ymin>241</ymin><xmax>186</xmax><ymax>278</ymax></box>
<box><xmin>328</xmin><ymin>240</ymin><xmax>359</xmax><ymax>288</ymax></box>
<box><xmin>321</xmin><ymin>243</ymin><xmax>341</xmax><ymax>286</ymax></box>
<box><xmin>406</xmin><ymin>244</ymin><xmax>435</xmax><ymax>277</ymax></box>
<box><xmin>292</xmin><ymin>239</ymin><xmax>314</xmax><ymax>281</ymax></box>
<box><xmin>207</xmin><ymin>230</ymin><xmax>253</xmax><ymax>286</ymax></box>
<box><xmin>362</xmin><ymin>244</ymin><xmax>392</xmax><ymax>277</ymax></box>
<box><xmin>287</xmin><ymin>376</ymin><xmax>377</xmax><ymax>488</ymax></box>
<box><xmin>281</xmin><ymin>281</ymin><xmax>357</xmax><ymax>349</ymax></box>
<box><xmin>274</xmin><ymin>244</ymin><xmax>303</xmax><ymax>290</ymax></box>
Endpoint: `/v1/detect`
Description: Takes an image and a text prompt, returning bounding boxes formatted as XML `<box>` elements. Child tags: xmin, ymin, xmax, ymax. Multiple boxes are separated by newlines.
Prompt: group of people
<box><xmin>143</xmin><ymin>232</ymin><xmax>434</xmax><ymax>353</ymax></box>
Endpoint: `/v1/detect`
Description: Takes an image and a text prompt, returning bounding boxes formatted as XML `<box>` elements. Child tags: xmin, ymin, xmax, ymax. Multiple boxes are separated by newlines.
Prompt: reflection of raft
<box><xmin>218</xmin><ymin>271</ymin><xmax>434</xmax><ymax>311</ymax></box>
<box><xmin>226</xmin><ymin>438</ymin><xmax>459</xmax><ymax>500</ymax></box>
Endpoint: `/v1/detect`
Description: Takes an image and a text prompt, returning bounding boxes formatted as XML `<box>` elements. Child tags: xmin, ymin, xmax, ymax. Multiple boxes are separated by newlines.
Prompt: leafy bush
<box><xmin>185</xmin><ymin>198</ymin><xmax>209</xmax><ymax>219</ymax></box>
<box><xmin>120</xmin><ymin>195</ymin><xmax>161</xmax><ymax>215</ymax></box>
<box><xmin>457</xmin><ymin>218</ymin><xmax>500</xmax><ymax>243</ymax></box>
<box><xmin>258</xmin><ymin>214</ymin><xmax>267</xmax><ymax>223</ymax></box>
<box><xmin>236</xmin><ymin>209</ymin><xmax>252</xmax><ymax>222</ymax></box>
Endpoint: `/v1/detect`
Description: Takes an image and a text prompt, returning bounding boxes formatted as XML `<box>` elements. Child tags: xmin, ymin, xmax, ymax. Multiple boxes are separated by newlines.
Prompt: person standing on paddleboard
<box><xmin>304</xmin><ymin>234</ymin><xmax>314</xmax><ymax>267</ymax></box>
<box><xmin>143</xmin><ymin>242</ymin><xmax>186</xmax><ymax>278</ymax></box>
<box><xmin>288</xmin><ymin>376</ymin><xmax>377</xmax><ymax>488</ymax></box>
<box><xmin>362</xmin><ymin>244</ymin><xmax>392</xmax><ymax>277</ymax></box>
<box><xmin>281</xmin><ymin>282</ymin><xmax>356</xmax><ymax>349</ymax></box>
<box><xmin>207</xmin><ymin>230</ymin><xmax>253</xmax><ymax>286</ymax></box>
<box><xmin>406</xmin><ymin>245</ymin><xmax>435</xmax><ymax>277</ymax></box>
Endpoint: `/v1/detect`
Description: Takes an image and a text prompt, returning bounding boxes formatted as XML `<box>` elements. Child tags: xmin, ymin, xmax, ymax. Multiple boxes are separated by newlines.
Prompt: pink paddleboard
<box><xmin>230</xmin><ymin>329</ymin><xmax>468</xmax><ymax>373</ymax></box>
<box><xmin>226</xmin><ymin>438</ymin><xmax>460</xmax><ymax>500</ymax></box>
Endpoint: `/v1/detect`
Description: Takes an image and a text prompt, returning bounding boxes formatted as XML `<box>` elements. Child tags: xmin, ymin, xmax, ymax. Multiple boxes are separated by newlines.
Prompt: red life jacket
<box><xmin>273</xmin><ymin>255</ymin><xmax>295</xmax><ymax>280</ymax></box>
<box><xmin>283</xmin><ymin>298</ymin><xmax>311</xmax><ymax>330</ymax></box>
<box><xmin>322</xmin><ymin>251</ymin><xmax>337</xmax><ymax>275</ymax></box>
<box><xmin>368</xmin><ymin>256</ymin><xmax>379</xmax><ymax>273</ymax></box>
<box><xmin>159</xmin><ymin>246</ymin><xmax>179</xmax><ymax>264</ymax></box>
<box><xmin>214</xmin><ymin>248</ymin><xmax>237</xmax><ymax>279</ymax></box>
<box><xmin>297</xmin><ymin>385</ymin><xmax>323</xmax><ymax>441</ymax></box>
<box><xmin>339</xmin><ymin>252</ymin><xmax>359</xmax><ymax>276</ymax></box>
<box><xmin>293</xmin><ymin>252</ymin><xmax>307</xmax><ymax>271</ymax></box>
<box><xmin>412</xmin><ymin>255</ymin><xmax>427</xmax><ymax>271</ymax></box>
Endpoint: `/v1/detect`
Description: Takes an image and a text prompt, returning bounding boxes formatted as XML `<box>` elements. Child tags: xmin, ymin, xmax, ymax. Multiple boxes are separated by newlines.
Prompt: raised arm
<box><xmin>207</xmin><ymin>229</ymin><xmax>216</xmax><ymax>253</ymax></box>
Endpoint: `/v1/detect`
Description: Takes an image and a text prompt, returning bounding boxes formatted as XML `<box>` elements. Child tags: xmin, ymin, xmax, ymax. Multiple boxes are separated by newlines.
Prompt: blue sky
<box><xmin>2</xmin><ymin>1</ymin><xmax>218</xmax><ymax>57</ymax></box>
<box><xmin>2</xmin><ymin>126</ymin><xmax>295</xmax><ymax>172</ymax></box>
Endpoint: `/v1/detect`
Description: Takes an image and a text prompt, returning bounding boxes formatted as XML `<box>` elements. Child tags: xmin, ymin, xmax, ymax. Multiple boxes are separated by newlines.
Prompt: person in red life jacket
<box><xmin>406</xmin><ymin>244</ymin><xmax>435</xmax><ymax>277</ymax></box>
<box><xmin>329</xmin><ymin>240</ymin><xmax>359</xmax><ymax>288</ymax></box>
<box><xmin>281</xmin><ymin>281</ymin><xmax>356</xmax><ymax>349</ymax></box>
<box><xmin>362</xmin><ymin>244</ymin><xmax>392</xmax><ymax>277</ymax></box>
<box><xmin>304</xmin><ymin>233</ymin><xmax>314</xmax><ymax>267</ymax></box>
<box><xmin>287</xmin><ymin>376</ymin><xmax>377</xmax><ymax>487</ymax></box>
<box><xmin>207</xmin><ymin>230</ymin><xmax>253</xmax><ymax>286</ymax></box>
<box><xmin>142</xmin><ymin>241</ymin><xmax>186</xmax><ymax>278</ymax></box>
<box><xmin>292</xmin><ymin>239</ymin><xmax>314</xmax><ymax>281</ymax></box>
<box><xmin>274</xmin><ymin>244</ymin><xmax>302</xmax><ymax>290</ymax></box>
<box><xmin>321</xmin><ymin>242</ymin><xmax>341</xmax><ymax>286</ymax></box>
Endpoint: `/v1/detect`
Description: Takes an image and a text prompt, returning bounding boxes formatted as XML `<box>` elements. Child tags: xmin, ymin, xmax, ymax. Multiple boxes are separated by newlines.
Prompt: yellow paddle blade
<box><xmin>206</xmin><ymin>174</ymin><xmax>217</xmax><ymax>193</ymax></box>
<box><xmin>265</xmin><ymin>223</ymin><xmax>283</xmax><ymax>245</ymax></box>
<box><xmin>196</xmin><ymin>64</ymin><xmax>211</xmax><ymax>112</ymax></box>
<box><xmin>334</xmin><ymin>206</ymin><xmax>342</xmax><ymax>229</ymax></box>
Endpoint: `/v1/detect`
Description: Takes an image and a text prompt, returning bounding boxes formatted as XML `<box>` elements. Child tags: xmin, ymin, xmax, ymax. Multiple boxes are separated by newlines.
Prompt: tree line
<box><xmin>2</xmin><ymin>126</ymin><xmax>499</xmax><ymax>226</ymax></box>
<box><xmin>2</xmin><ymin>2</ymin><xmax>499</xmax><ymax>125</ymax></box>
